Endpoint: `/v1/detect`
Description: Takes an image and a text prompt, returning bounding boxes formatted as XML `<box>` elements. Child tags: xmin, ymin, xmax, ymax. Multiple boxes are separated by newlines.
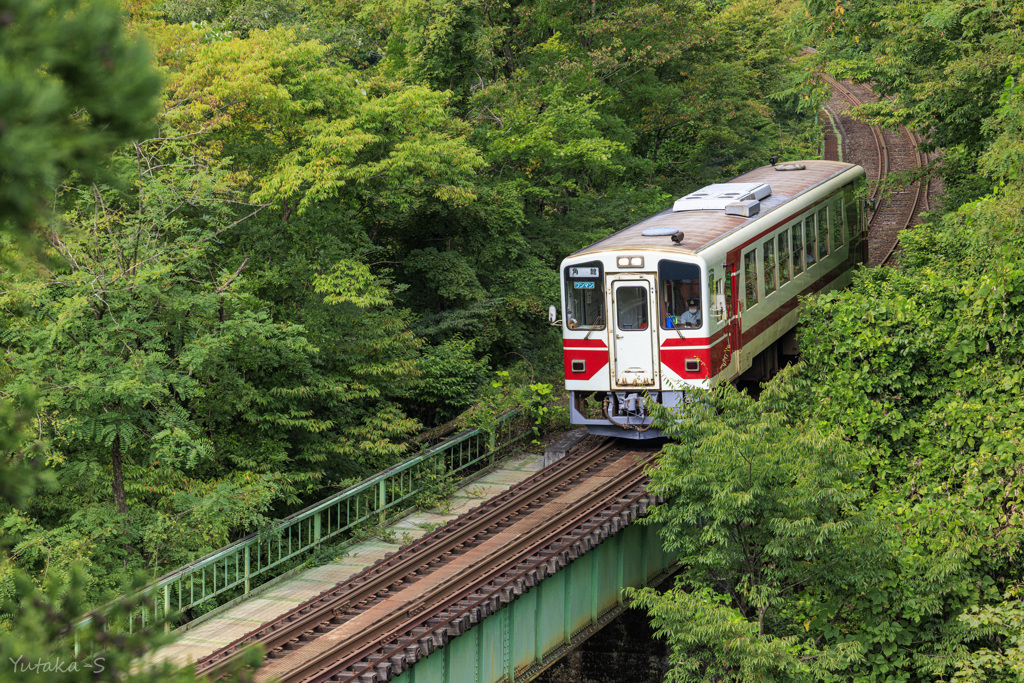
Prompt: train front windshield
<box><xmin>659</xmin><ymin>260</ymin><xmax>702</xmax><ymax>329</ymax></box>
<box><xmin>564</xmin><ymin>262</ymin><xmax>605</xmax><ymax>329</ymax></box>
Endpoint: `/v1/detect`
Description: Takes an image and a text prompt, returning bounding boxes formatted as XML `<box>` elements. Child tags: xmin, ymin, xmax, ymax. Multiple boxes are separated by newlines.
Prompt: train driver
<box><xmin>676</xmin><ymin>298</ymin><xmax>702</xmax><ymax>328</ymax></box>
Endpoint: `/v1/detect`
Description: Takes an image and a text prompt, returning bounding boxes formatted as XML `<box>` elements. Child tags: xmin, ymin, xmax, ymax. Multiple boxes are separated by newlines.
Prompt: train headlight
<box><xmin>616</xmin><ymin>256</ymin><xmax>644</xmax><ymax>268</ymax></box>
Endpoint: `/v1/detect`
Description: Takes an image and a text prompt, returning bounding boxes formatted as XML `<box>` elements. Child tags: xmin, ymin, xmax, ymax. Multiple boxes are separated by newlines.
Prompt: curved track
<box><xmin>193</xmin><ymin>438</ymin><xmax>658</xmax><ymax>683</ymax></box>
<box><xmin>818</xmin><ymin>73</ymin><xmax>932</xmax><ymax>266</ymax></box>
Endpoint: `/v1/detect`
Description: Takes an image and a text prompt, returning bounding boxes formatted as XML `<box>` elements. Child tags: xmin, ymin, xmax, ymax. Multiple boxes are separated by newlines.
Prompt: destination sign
<box><xmin>568</xmin><ymin>266</ymin><xmax>600</xmax><ymax>278</ymax></box>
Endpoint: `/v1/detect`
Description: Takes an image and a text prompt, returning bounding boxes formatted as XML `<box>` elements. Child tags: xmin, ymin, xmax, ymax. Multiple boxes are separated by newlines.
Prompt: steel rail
<box><xmin>346</xmin><ymin>486</ymin><xmax>656</xmax><ymax>683</ymax></box>
<box><xmin>878</xmin><ymin>124</ymin><xmax>930</xmax><ymax>266</ymax></box>
<box><xmin>818</xmin><ymin>72</ymin><xmax>931</xmax><ymax>266</ymax></box>
<box><xmin>194</xmin><ymin>439</ymin><xmax>627</xmax><ymax>679</ymax></box>
<box><xmin>283</xmin><ymin>447</ymin><xmax>658</xmax><ymax>683</ymax></box>
<box><xmin>818</xmin><ymin>73</ymin><xmax>888</xmax><ymax>211</ymax></box>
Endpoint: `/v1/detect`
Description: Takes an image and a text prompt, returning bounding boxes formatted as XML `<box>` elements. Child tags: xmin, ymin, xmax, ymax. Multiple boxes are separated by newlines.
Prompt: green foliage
<box><xmin>980</xmin><ymin>73</ymin><xmax>1024</xmax><ymax>183</ymax></box>
<box><xmin>0</xmin><ymin>116</ymin><xmax>421</xmax><ymax>606</ymax></box>
<box><xmin>2</xmin><ymin>143</ymin><xmax>301</xmax><ymax>598</ymax></box>
<box><xmin>640</xmin><ymin>375</ymin><xmax>872</xmax><ymax>681</ymax></box>
<box><xmin>527</xmin><ymin>383</ymin><xmax>555</xmax><ymax>441</ymax></box>
<box><xmin>951</xmin><ymin>599</ymin><xmax>1024</xmax><ymax>681</ymax></box>
<box><xmin>411</xmin><ymin>338</ymin><xmax>490</xmax><ymax>424</ymax></box>
<box><xmin>0</xmin><ymin>0</ymin><xmax>162</xmax><ymax>235</ymax></box>
<box><xmin>0</xmin><ymin>398</ymin><xmax>54</xmax><ymax>512</ymax></box>
<box><xmin>414</xmin><ymin>459</ymin><xmax>458</xmax><ymax>514</ymax></box>
<box><xmin>630</xmin><ymin>585</ymin><xmax>858</xmax><ymax>683</ymax></box>
<box><xmin>252</xmin><ymin>82</ymin><xmax>485</xmax><ymax>217</ymax></box>
<box><xmin>314</xmin><ymin>260</ymin><xmax>393</xmax><ymax>308</ymax></box>
<box><xmin>0</xmin><ymin>568</ymin><xmax>224</xmax><ymax>681</ymax></box>
<box><xmin>787</xmin><ymin>181</ymin><xmax>1024</xmax><ymax>676</ymax></box>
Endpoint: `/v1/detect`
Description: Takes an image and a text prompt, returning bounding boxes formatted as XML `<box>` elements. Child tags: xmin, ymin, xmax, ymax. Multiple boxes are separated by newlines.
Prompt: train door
<box><xmin>610</xmin><ymin>277</ymin><xmax>657</xmax><ymax>388</ymax></box>
<box><xmin>726</xmin><ymin>263</ymin><xmax>742</xmax><ymax>378</ymax></box>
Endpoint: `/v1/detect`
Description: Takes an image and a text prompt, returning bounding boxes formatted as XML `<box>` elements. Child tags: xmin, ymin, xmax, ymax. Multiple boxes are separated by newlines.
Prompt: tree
<box><xmin>0</xmin><ymin>401</ymin><xmax>218</xmax><ymax>681</ymax></box>
<box><xmin>1</xmin><ymin>3</ymin><xmax>261</xmax><ymax>676</ymax></box>
<box><xmin>633</xmin><ymin>372</ymin><xmax>873</xmax><ymax>681</ymax></box>
<box><xmin>0</xmin><ymin>0</ymin><xmax>161</xmax><ymax>235</ymax></box>
<box><xmin>1</xmin><ymin>56</ymin><xmax>431</xmax><ymax>603</ymax></box>
<box><xmin>0</xmin><ymin>137</ymin><xmax>315</xmax><ymax>597</ymax></box>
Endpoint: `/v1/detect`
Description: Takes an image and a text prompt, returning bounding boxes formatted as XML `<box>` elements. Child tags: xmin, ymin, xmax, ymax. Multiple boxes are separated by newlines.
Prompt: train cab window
<box><xmin>792</xmin><ymin>225</ymin><xmax>804</xmax><ymax>275</ymax></box>
<box><xmin>778</xmin><ymin>230</ymin><xmax>791</xmax><ymax>285</ymax></box>
<box><xmin>708</xmin><ymin>269</ymin><xmax>726</xmax><ymax>324</ymax></box>
<box><xmin>564</xmin><ymin>261</ymin><xmax>605</xmax><ymax>330</ymax></box>
<box><xmin>804</xmin><ymin>216</ymin><xmax>816</xmax><ymax>267</ymax></box>
<box><xmin>616</xmin><ymin>286</ymin><xmax>649</xmax><ymax>330</ymax></box>
<box><xmin>743</xmin><ymin>249</ymin><xmax>758</xmax><ymax>309</ymax></box>
<box><xmin>832</xmin><ymin>199</ymin><xmax>845</xmax><ymax>248</ymax></box>
<box><xmin>817</xmin><ymin>208</ymin><xmax>829</xmax><ymax>259</ymax></box>
<box><xmin>658</xmin><ymin>260</ymin><xmax>702</xmax><ymax>329</ymax></box>
<box><xmin>763</xmin><ymin>240</ymin><xmax>776</xmax><ymax>296</ymax></box>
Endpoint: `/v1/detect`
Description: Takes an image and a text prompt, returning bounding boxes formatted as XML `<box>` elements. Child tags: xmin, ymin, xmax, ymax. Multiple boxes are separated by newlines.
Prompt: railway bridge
<box><xmin>118</xmin><ymin>418</ymin><xmax>677</xmax><ymax>683</ymax></box>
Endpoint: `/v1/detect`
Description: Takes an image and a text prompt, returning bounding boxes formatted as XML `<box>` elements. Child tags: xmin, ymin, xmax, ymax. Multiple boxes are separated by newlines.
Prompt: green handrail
<box><xmin>76</xmin><ymin>410</ymin><xmax>531</xmax><ymax>637</ymax></box>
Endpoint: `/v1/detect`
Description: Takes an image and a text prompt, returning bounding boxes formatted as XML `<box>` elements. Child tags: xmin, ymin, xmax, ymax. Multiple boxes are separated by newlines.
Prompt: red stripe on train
<box><xmin>660</xmin><ymin>328</ymin><xmax>727</xmax><ymax>347</ymax></box>
<box><xmin>563</xmin><ymin>349</ymin><xmax>609</xmax><ymax>381</ymax></box>
<box><xmin>563</xmin><ymin>338</ymin><xmax>608</xmax><ymax>348</ymax></box>
<box><xmin>660</xmin><ymin>347</ymin><xmax>712</xmax><ymax>379</ymax></box>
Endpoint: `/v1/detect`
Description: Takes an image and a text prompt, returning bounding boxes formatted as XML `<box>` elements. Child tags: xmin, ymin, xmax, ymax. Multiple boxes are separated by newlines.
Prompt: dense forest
<box><xmin>1</xmin><ymin>0</ymin><xmax>1023</xmax><ymax>680</ymax></box>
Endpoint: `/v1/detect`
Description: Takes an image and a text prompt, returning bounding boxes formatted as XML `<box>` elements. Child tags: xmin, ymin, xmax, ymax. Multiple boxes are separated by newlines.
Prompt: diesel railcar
<box><xmin>558</xmin><ymin>160</ymin><xmax>867</xmax><ymax>438</ymax></box>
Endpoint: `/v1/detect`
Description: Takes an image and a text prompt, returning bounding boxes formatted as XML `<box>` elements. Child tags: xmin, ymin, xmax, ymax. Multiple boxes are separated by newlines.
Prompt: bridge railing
<box><xmin>78</xmin><ymin>410</ymin><xmax>531</xmax><ymax>636</ymax></box>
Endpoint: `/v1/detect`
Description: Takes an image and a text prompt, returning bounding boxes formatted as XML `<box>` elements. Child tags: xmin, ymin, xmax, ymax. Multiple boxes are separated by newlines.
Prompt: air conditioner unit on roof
<box><xmin>673</xmin><ymin>183</ymin><xmax>772</xmax><ymax>212</ymax></box>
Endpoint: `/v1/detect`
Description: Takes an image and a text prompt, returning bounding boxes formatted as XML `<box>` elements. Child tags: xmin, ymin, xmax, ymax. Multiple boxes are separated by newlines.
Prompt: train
<box><xmin>554</xmin><ymin>160</ymin><xmax>868</xmax><ymax>438</ymax></box>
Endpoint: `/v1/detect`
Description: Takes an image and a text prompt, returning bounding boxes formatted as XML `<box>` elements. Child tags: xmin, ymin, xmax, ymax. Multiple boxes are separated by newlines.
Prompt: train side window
<box><xmin>616</xmin><ymin>286</ymin><xmax>649</xmax><ymax>331</ymax></box>
<box><xmin>777</xmin><ymin>230</ymin><xmax>791</xmax><ymax>285</ymax></box>
<box><xmin>724</xmin><ymin>266</ymin><xmax>734</xmax><ymax>319</ymax></box>
<box><xmin>817</xmin><ymin>208</ymin><xmax>829</xmax><ymax>259</ymax></box>
<box><xmin>743</xmin><ymin>249</ymin><xmax>758</xmax><ymax>309</ymax></box>
<box><xmin>763</xmin><ymin>240</ymin><xmax>776</xmax><ymax>297</ymax></box>
<box><xmin>804</xmin><ymin>215</ymin><xmax>816</xmax><ymax>267</ymax></box>
<box><xmin>564</xmin><ymin>261</ymin><xmax>605</xmax><ymax>330</ymax></box>
<box><xmin>708</xmin><ymin>269</ymin><xmax>726</xmax><ymax>324</ymax></box>
<box><xmin>845</xmin><ymin>184</ymin><xmax>861</xmax><ymax>236</ymax></box>
<box><xmin>792</xmin><ymin>224</ymin><xmax>804</xmax><ymax>275</ymax></box>
<box><xmin>658</xmin><ymin>260</ymin><xmax>702</xmax><ymax>329</ymax></box>
<box><xmin>832</xmin><ymin>199</ymin><xmax>845</xmax><ymax>248</ymax></box>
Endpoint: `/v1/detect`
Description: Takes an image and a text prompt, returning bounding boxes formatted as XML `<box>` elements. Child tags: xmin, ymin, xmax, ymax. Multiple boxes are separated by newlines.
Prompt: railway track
<box><xmin>193</xmin><ymin>438</ymin><xmax>659</xmax><ymax>683</ymax></box>
<box><xmin>818</xmin><ymin>73</ymin><xmax>931</xmax><ymax>266</ymax></box>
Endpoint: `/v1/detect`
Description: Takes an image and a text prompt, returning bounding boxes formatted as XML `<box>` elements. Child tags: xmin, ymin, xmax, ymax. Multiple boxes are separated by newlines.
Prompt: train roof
<box><xmin>573</xmin><ymin>160</ymin><xmax>859</xmax><ymax>257</ymax></box>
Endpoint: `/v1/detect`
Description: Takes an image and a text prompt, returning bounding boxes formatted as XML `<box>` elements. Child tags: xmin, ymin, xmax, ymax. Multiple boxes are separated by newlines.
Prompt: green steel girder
<box><xmin>391</xmin><ymin>520</ymin><xmax>677</xmax><ymax>683</ymax></box>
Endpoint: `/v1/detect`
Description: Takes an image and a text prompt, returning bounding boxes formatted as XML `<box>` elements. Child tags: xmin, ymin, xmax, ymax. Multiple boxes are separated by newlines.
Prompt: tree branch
<box><xmin>214</xmin><ymin>258</ymin><xmax>250</xmax><ymax>294</ymax></box>
<box><xmin>199</xmin><ymin>204</ymin><xmax>269</xmax><ymax>244</ymax></box>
